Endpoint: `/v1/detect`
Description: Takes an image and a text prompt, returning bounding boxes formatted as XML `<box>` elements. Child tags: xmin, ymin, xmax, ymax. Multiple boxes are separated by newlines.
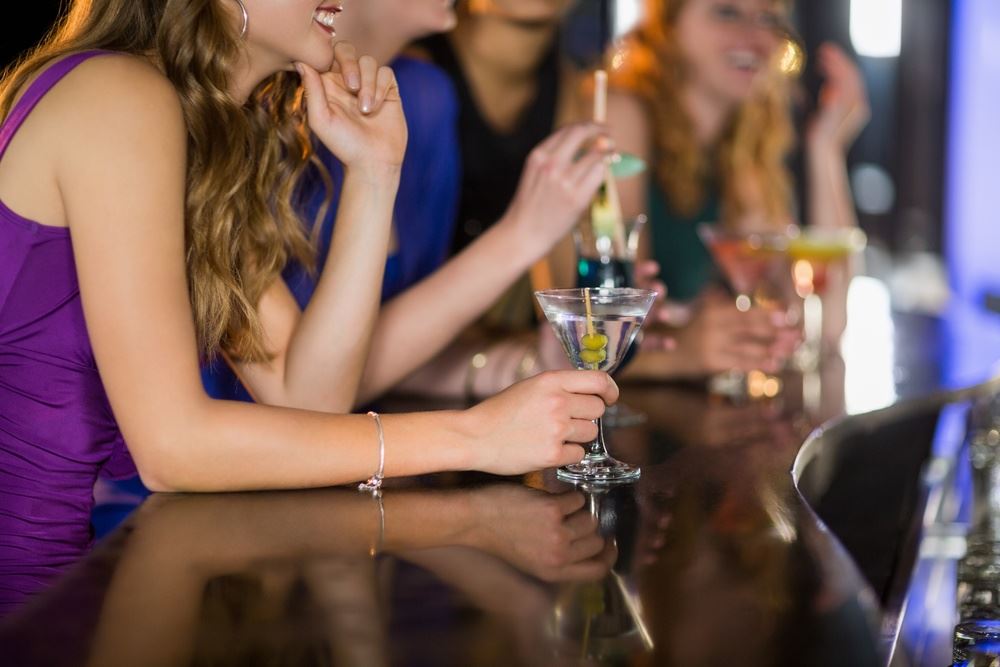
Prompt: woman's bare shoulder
<box><xmin>42</xmin><ymin>53</ymin><xmax>187</xmax><ymax>169</ymax></box>
<box><xmin>50</xmin><ymin>52</ymin><xmax>183</xmax><ymax>122</ymax></box>
<box><xmin>0</xmin><ymin>53</ymin><xmax>186</xmax><ymax>228</ymax></box>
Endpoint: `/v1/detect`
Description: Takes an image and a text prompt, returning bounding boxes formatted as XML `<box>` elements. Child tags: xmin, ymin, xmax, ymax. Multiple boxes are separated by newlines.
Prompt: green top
<box><xmin>648</xmin><ymin>180</ymin><xmax>721</xmax><ymax>302</ymax></box>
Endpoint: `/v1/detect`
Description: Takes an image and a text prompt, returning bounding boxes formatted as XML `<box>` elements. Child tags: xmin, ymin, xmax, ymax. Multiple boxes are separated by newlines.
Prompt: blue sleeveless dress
<box><xmin>202</xmin><ymin>56</ymin><xmax>461</xmax><ymax>401</ymax></box>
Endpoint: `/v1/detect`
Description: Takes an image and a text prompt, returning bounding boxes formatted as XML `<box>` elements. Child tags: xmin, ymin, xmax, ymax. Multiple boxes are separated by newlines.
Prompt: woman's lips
<box><xmin>314</xmin><ymin>5</ymin><xmax>343</xmax><ymax>35</ymax></box>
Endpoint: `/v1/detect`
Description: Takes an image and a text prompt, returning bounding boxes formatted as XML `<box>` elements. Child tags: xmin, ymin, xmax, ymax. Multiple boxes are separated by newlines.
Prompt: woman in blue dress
<box><xmin>203</xmin><ymin>0</ymin><xmax>609</xmax><ymax>405</ymax></box>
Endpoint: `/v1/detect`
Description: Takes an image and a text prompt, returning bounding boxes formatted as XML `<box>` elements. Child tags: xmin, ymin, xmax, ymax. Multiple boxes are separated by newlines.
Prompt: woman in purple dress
<box><xmin>0</xmin><ymin>0</ymin><xmax>616</xmax><ymax>614</ymax></box>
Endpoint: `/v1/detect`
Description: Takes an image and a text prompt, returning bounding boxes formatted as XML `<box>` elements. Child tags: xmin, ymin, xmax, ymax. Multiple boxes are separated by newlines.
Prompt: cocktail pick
<box><xmin>581</xmin><ymin>287</ymin><xmax>609</xmax><ymax>370</ymax></box>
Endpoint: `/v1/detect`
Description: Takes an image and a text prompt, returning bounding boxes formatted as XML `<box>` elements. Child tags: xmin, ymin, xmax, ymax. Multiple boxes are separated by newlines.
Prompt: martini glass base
<box><xmin>556</xmin><ymin>459</ymin><xmax>641</xmax><ymax>485</ymax></box>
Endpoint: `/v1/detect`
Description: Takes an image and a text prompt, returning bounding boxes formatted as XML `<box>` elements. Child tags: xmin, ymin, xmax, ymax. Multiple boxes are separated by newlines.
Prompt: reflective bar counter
<box><xmin>1</xmin><ymin>309</ymin><xmax>998</xmax><ymax>667</ymax></box>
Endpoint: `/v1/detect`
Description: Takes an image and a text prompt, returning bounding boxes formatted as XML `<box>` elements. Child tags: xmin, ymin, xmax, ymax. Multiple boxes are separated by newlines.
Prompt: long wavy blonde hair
<box><xmin>0</xmin><ymin>0</ymin><xmax>330</xmax><ymax>362</ymax></box>
<box><xmin>611</xmin><ymin>0</ymin><xmax>797</xmax><ymax>227</ymax></box>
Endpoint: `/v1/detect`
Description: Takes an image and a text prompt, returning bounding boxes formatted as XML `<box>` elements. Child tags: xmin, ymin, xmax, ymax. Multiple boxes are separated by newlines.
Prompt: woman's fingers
<box><xmin>555</xmin><ymin>444</ymin><xmax>587</xmax><ymax>467</ymax></box>
<box><xmin>567</xmin><ymin>147</ymin><xmax>606</xmax><ymax>186</ymax></box>
<box><xmin>370</xmin><ymin>65</ymin><xmax>400</xmax><ymax>112</ymax></box>
<box><xmin>355</xmin><ymin>55</ymin><xmax>379</xmax><ymax>113</ymax></box>
<box><xmin>555</xmin><ymin>540</ymin><xmax>618</xmax><ymax>581</ymax></box>
<box><xmin>633</xmin><ymin>260</ymin><xmax>661</xmax><ymax>286</ymax></box>
<box><xmin>551</xmin><ymin>123</ymin><xmax>608</xmax><ymax>166</ymax></box>
<box><xmin>564</xmin><ymin>418</ymin><xmax>599</xmax><ymax>444</ymax></box>
<box><xmin>736</xmin><ymin>308</ymin><xmax>784</xmax><ymax>342</ymax></box>
<box><xmin>327</xmin><ymin>42</ymin><xmax>396</xmax><ymax>114</ymax></box>
<box><xmin>721</xmin><ymin>340</ymin><xmax>778</xmax><ymax>372</ymax></box>
<box><xmin>562</xmin><ymin>508</ymin><xmax>599</xmax><ymax>538</ymax></box>
<box><xmin>641</xmin><ymin>331</ymin><xmax>677</xmax><ymax>352</ymax></box>
<box><xmin>553</xmin><ymin>491</ymin><xmax>587</xmax><ymax>516</ymax></box>
<box><xmin>331</xmin><ymin>41</ymin><xmax>361</xmax><ymax>91</ymax></box>
<box><xmin>533</xmin><ymin>122</ymin><xmax>597</xmax><ymax>160</ymax></box>
<box><xmin>565</xmin><ymin>534</ymin><xmax>606</xmax><ymax>563</ymax></box>
<box><xmin>569</xmin><ymin>394</ymin><xmax>608</xmax><ymax>422</ymax></box>
<box><xmin>295</xmin><ymin>62</ymin><xmax>333</xmax><ymax>126</ymax></box>
<box><xmin>571</xmin><ymin>153</ymin><xmax>608</xmax><ymax>197</ymax></box>
<box><xmin>555</xmin><ymin>370</ymin><xmax>619</xmax><ymax>406</ymax></box>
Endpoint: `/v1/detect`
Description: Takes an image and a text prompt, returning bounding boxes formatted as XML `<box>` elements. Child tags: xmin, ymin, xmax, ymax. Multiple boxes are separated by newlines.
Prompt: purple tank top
<box><xmin>0</xmin><ymin>51</ymin><xmax>136</xmax><ymax>616</ymax></box>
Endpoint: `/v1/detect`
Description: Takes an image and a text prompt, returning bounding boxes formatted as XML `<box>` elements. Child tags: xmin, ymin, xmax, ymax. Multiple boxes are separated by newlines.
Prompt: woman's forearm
<box><xmin>390</xmin><ymin>334</ymin><xmax>534</xmax><ymax>402</ymax></box>
<box><xmin>136</xmin><ymin>397</ymin><xmax>471</xmax><ymax>493</ymax></box>
<box><xmin>356</xmin><ymin>215</ymin><xmax>538</xmax><ymax>403</ymax></box>
<box><xmin>806</xmin><ymin>139</ymin><xmax>858</xmax><ymax>230</ymax></box>
<box><xmin>282</xmin><ymin>169</ymin><xmax>400</xmax><ymax>411</ymax></box>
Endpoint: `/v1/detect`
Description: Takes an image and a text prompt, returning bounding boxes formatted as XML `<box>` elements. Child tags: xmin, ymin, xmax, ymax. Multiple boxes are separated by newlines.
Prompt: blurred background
<box><xmin>4</xmin><ymin>0</ymin><xmax>998</xmax><ymax>389</ymax></box>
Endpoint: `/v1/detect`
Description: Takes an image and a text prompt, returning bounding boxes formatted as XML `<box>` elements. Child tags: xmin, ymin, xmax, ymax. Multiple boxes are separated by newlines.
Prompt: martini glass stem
<box><xmin>584</xmin><ymin>418</ymin><xmax>610</xmax><ymax>464</ymax></box>
<box><xmin>800</xmin><ymin>292</ymin><xmax>823</xmax><ymax>370</ymax></box>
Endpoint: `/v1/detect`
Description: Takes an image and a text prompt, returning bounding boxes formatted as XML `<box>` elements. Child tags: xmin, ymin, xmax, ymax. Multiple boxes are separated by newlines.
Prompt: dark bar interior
<box><xmin>1</xmin><ymin>1</ymin><xmax>999</xmax><ymax>665</ymax></box>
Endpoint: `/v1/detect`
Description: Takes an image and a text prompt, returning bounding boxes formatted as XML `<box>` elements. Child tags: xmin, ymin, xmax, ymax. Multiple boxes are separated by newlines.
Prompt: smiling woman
<box><xmin>603</xmin><ymin>0</ymin><xmax>869</xmax><ymax>382</ymax></box>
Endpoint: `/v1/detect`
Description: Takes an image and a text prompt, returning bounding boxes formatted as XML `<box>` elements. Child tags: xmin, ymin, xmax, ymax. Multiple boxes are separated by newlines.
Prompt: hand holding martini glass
<box><xmin>696</xmin><ymin>224</ymin><xmax>798</xmax><ymax>398</ymax></box>
<box><xmin>535</xmin><ymin>288</ymin><xmax>656</xmax><ymax>484</ymax></box>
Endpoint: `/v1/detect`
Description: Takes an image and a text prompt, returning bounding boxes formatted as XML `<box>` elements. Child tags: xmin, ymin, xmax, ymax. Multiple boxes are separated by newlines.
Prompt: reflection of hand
<box><xmin>469</xmin><ymin>485</ymin><xmax>617</xmax><ymax>582</ymax></box>
<box><xmin>806</xmin><ymin>43</ymin><xmax>870</xmax><ymax>152</ymax></box>
<box><xmin>297</xmin><ymin>42</ymin><xmax>407</xmax><ymax>175</ymax></box>
<box><xmin>667</xmin><ymin>289</ymin><xmax>799</xmax><ymax>377</ymax></box>
<box><xmin>465</xmin><ymin>371</ymin><xmax>618</xmax><ymax>475</ymax></box>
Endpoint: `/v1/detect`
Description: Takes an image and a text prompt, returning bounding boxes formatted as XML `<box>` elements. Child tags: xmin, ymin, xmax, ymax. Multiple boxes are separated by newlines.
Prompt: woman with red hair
<box><xmin>610</xmin><ymin>0</ymin><xmax>869</xmax><ymax>379</ymax></box>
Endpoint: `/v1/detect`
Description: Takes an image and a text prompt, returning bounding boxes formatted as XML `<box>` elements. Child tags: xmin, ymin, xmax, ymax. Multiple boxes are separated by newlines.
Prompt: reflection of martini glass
<box><xmin>549</xmin><ymin>571</ymin><xmax>653</xmax><ymax>661</ymax></box>
<box><xmin>787</xmin><ymin>227</ymin><xmax>867</xmax><ymax>369</ymax></box>
<box><xmin>548</xmin><ymin>485</ymin><xmax>653</xmax><ymax>660</ymax></box>
<box><xmin>535</xmin><ymin>288</ymin><xmax>656</xmax><ymax>484</ymax></box>
<box><xmin>697</xmin><ymin>225</ymin><xmax>794</xmax><ymax>398</ymax></box>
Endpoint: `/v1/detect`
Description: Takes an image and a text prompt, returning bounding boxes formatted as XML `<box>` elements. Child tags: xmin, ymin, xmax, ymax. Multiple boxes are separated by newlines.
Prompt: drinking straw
<box><xmin>593</xmin><ymin>69</ymin><xmax>608</xmax><ymax>123</ymax></box>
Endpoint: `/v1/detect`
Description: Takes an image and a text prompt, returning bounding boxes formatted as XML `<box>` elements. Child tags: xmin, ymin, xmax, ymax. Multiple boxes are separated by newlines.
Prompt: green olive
<box><xmin>580</xmin><ymin>348</ymin><xmax>607</xmax><ymax>365</ymax></box>
<box><xmin>581</xmin><ymin>333</ymin><xmax>609</xmax><ymax>351</ymax></box>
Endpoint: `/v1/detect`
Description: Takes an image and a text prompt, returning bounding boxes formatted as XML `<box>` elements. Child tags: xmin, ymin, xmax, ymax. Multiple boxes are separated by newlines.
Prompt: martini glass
<box><xmin>787</xmin><ymin>227</ymin><xmax>867</xmax><ymax>369</ymax></box>
<box><xmin>696</xmin><ymin>225</ymin><xmax>795</xmax><ymax>399</ymax></box>
<box><xmin>535</xmin><ymin>288</ymin><xmax>656</xmax><ymax>484</ymax></box>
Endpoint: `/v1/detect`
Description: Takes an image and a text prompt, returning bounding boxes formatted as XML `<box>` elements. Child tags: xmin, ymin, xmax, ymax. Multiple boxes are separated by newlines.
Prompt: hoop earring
<box><xmin>234</xmin><ymin>0</ymin><xmax>249</xmax><ymax>38</ymax></box>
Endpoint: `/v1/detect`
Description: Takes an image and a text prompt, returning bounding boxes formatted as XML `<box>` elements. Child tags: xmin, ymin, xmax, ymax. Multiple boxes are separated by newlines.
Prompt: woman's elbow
<box><xmin>126</xmin><ymin>428</ymin><xmax>203</xmax><ymax>493</ymax></box>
